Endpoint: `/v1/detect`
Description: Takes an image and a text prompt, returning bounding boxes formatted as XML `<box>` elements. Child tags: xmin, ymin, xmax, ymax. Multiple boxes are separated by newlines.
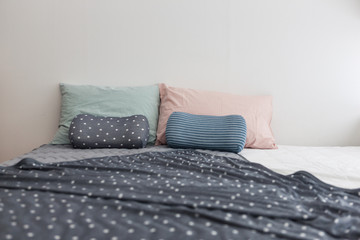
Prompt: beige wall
<box><xmin>1</xmin><ymin>0</ymin><xmax>360</xmax><ymax>162</ymax></box>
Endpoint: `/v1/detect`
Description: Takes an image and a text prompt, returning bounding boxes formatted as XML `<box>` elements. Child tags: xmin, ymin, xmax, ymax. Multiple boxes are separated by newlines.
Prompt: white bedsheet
<box><xmin>241</xmin><ymin>145</ymin><xmax>360</xmax><ymax>189</ymax></box>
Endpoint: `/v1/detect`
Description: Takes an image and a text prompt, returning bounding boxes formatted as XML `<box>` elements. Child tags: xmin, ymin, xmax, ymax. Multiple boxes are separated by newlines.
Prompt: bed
<box><xmin>1</xmin><ymin>83</ymin><xmax>360</xmax><ymax>239</ymax></box>
<box><xmin>1</xmin><ymin>144</ymin><xmax>360</xmax><ymax>240</ymax></box>
<box><xmin>4</xmin><ymin>145</ymin><xmax>360</xmax><ymax>190</ymax></box>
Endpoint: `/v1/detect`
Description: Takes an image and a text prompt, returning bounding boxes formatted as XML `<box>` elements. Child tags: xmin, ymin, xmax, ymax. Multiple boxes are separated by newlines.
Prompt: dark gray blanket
<box><xmin>0</xmin><ymin>150</ymin><xmax>359</xmax><ymax>239</ymax></box>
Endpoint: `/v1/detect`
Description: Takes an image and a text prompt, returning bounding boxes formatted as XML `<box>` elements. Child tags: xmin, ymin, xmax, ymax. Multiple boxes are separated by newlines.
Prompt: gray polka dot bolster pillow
<box><xmin>166</xmin><ymin>112</ymin><xmax>247</xmax><ymax>153</ymax></box>
<box><xmin>69</xmin><ymin>114</ymin><xmax>150</xmax><ymax>149</ymax></box>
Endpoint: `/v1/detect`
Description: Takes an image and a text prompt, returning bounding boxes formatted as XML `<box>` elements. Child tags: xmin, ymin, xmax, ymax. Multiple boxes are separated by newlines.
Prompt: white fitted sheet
<box><xmin>241</xmin><ymin>145</ymin><xmax>360</xmax><ymax>189</ymax></box>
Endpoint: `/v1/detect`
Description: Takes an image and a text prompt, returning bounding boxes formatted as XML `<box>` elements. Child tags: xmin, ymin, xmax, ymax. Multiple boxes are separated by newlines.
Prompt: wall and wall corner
<box><xmin>1</xmin><ymin>0</ymin><xmax>360</xmax><ymax>162</ymax></box>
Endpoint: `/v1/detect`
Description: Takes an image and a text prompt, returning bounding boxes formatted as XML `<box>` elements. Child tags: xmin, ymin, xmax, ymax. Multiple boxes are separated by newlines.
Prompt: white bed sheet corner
<box><xmin>240</xmin><ymin>145</ymin><xmax>360</xmax><ymax>189</ymax></box>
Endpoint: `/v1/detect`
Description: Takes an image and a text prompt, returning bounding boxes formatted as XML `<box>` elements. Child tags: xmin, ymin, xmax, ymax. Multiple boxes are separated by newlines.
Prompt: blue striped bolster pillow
<box><xmin>166</xmin><ymin>112</ymin><xmax>247</xmax><ymax>153</ymax></box>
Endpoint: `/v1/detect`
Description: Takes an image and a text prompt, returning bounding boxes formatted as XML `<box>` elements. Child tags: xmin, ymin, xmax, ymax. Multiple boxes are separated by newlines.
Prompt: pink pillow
<box><xmin>156</xmin><ymin>84</ymin><xmax>277</xmax><ymax>149</ymax></box>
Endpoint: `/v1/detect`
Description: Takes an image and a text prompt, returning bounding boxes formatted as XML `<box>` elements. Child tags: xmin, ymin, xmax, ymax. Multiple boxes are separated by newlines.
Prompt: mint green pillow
<box><xmin>51</xmin><ymin>83</ymin><xmax>160</xmax><ymax>145</ymax></box>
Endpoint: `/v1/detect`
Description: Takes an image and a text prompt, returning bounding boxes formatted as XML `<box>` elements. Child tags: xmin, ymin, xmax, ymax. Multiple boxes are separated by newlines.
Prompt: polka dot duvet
<box><xmin>0</xmin><ymin>149</ymin><xmax>360</xmax><ymax>239</ymax></box>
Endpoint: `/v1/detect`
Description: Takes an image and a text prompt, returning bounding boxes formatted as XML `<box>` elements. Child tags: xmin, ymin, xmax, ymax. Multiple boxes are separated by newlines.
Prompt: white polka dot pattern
<box><xmin>0</xmin><ymin>150</ymin><xmax>360</xmax><ymax>239</ymax></box>
<box><xmin>69</xmin><ymin>114</ymin><xmax>149</xmax><ymax>149</ymax></box>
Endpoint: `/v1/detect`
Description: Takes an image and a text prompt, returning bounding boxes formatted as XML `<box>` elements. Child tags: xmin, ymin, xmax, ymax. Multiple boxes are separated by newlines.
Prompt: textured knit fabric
<box><xmin>166</xmin><ymin>112</ymin><xmax>247</xmax><ymax>153</ymax></box>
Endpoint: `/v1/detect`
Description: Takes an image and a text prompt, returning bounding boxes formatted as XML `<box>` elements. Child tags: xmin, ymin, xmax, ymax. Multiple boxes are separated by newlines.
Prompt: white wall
<box><xmin>1</xmin><ymin>0</ymin><xmax>360</xmax><ymax>162</ymax></box>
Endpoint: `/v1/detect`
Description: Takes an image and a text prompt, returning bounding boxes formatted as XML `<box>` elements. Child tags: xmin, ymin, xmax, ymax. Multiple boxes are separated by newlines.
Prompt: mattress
<box><xmin>241</xmin><ymin>145</ymin><xmax>360</xmax><ymax>189</ymax></box>
<box><xmin>4</xmin><ymin>144</ymin><xmax>360</xmax><ymax>189</ymax></box>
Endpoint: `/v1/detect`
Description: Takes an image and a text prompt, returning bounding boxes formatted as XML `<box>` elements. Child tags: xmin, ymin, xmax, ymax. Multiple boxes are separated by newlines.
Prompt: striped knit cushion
<box><xmin>166</xmin><ymin>112</ymin><xmax>247</xmax><ymax>153</ymax></box>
